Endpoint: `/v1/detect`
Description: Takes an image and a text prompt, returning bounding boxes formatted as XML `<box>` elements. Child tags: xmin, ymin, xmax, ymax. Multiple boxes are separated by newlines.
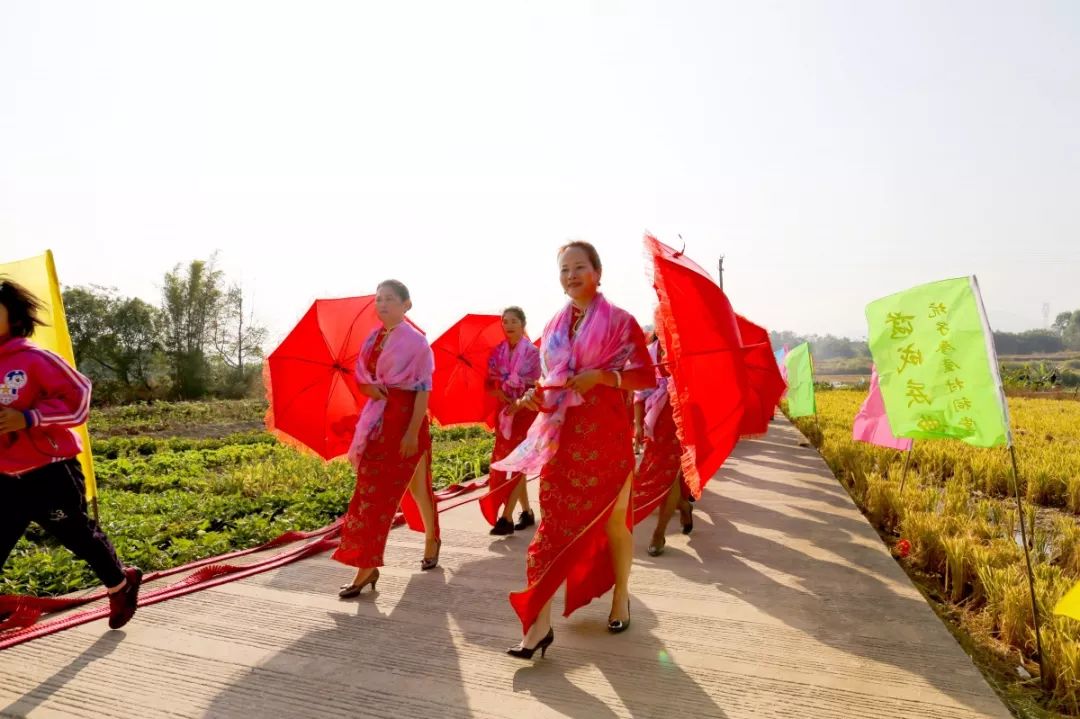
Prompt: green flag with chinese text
<box><xmin>865</xmin><ymin>276</ymin><xmax>1010</xmax><ymax>448</ymax></box>
<box><xmin>784</xmin><ymin>342</ymin><xmax>816</xmax><ymax>418</ymax></box>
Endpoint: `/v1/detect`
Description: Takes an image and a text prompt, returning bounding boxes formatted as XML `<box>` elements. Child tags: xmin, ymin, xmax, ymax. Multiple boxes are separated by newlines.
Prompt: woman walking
<box><xmin>495</xmin><ymin>242</ymin><xmax>654</xmax><ymax>659</ymax></box>
<box><xmin>334</xmin><ymin>280</ymin><xmax>441</xmax><ymax>597</ymax></box>
<box><xmin>632</xmin><ymin>332</ymin><xmax>693</xmax><ymax>557</ymax></box>
<box><xmin>479</xmin><ymin>306</ymin><xmax>541</xmax><ymax>536</ymax></box>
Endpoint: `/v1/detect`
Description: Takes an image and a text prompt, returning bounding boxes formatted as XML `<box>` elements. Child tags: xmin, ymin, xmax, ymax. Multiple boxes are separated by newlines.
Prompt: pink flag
<box><xmin>853</xmin><ymin>367</ymin><xmax>913</xmax><ymax>451</ymax></box>
<box><xmin>775</xmin><ymin>345</ymin><xmax>789</xmax><ymax>398</ymax></box>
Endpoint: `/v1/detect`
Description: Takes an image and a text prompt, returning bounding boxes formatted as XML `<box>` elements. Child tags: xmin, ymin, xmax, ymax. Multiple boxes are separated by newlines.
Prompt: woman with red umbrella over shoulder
<box><xmin>480</xmin><ymin>306</ymin><xmax>541</xmax><ymax>536</ymax></box>
<box><xmin>334</xmin><ymin>280</ymin><xmax>441</xmax><ymax>598</ymax></box>
<box><xmin>495</xmin><ymin>241</ymin><xmax>655</xmax><ymax>659</ymax></box>
<box><xmin>632</xmin><ymin>325</ymin><xmax>693</xmax><ymax>558</ymax></box>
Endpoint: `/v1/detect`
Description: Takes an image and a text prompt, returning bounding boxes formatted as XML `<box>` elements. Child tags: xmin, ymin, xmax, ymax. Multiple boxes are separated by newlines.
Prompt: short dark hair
<box><xmin>502</xmin><ymin>306</ymin><xmax>526</xmax><ymax>325</ymax></box>
<box><xmin>0</xmin><ymin>277</ymin><xmax>47</xmax><ymax>338</ymax></box>
<box><xmin>376</xmin><ymin>279</ymin><xmax>410</xmax><ymax>302</ymax></box>
<box><xmin>557</xmin><ymin>241</ymin><xmax>602</xmax><ymax>272</ymax></box>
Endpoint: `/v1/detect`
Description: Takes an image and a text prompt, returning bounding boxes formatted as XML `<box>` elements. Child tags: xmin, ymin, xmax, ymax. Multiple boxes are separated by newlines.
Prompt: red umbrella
<box><xmin>429</xmin><ymin>314</ymin><xmax>506</xmax><ymax>428</ymax></box>
<box><xmin>264</xmin><ymin>295</ymin><xmax>422</xmax><ymax>460</ymax></box>
<box><xmin>736</xmin><ymin>315</ymin><xmax>786</xmax><ymax>437</ymax></box>
<box><xmin>646</xmin><ymin>235</ymin><xmax>747</xmax><ymax>498</ymax></box>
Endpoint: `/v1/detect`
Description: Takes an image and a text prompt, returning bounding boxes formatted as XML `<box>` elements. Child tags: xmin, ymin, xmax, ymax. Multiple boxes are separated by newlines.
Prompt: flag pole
<box><xmin>897</xmin><ymin>444</ymin><xmax>914</xmax><ymax>494</ymax></box>
<box><xmin>1010</xmin><ymin>445</ymin><xmax>1046</xmax><ymax>688</ymax></box>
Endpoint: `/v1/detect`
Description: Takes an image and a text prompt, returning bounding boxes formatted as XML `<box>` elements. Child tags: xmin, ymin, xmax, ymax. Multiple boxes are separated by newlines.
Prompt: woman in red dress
<box><xmin>495</xmin><ymin>242</ymin><xmax>655</xmax><ymax>659</ymax></box>
<box><xmin>334</xmin><ymin>280</ymin><xmax>441</xmax><ymax>597</ymax></box>
<box><xmin>479</xmin><ymin>306</ymin><xmax>542</xmax><ymax>536</ymax></box>
<box><xmin>632</xmin><ymin>333</ymin><xmax>693</xmax><ymax>557</ymax></box>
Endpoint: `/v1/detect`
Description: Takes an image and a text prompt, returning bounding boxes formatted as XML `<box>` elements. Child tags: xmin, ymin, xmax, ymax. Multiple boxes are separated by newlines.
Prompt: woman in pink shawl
<box><xmin>479</xmin><ymin>306</ymin><xmax>542</xmax><ymax>536</ymax></box>
<box><xmin>632</xmin><ymin>331</ymin><xmax>693</xmax><ymax>557</ymax></box>
<box><xmin>498</xmin><ymin>241</ymin><xmax>655</xmax><ymax>660</ymax></box>
<box><xmin>334</xmin><ymin>280</ymin><xmax>441</xmax><ymax>598</ymax></box>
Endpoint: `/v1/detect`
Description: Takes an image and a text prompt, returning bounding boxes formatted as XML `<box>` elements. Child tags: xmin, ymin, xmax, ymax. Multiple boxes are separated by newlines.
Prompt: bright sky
<box><xmin>2</xmin><ymin>2</ymin><xmax>1078</xmax><ymax>345</ymax></box>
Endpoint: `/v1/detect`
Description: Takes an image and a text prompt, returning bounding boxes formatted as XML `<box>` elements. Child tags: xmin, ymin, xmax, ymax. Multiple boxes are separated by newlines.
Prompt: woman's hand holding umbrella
<box><xmin>358</xmin><ymin>383</ymin><xmax>388</xmax><ymax>401</ymax></box>
<box><xmin>633</xmin><ymin>421</ymin><xmax>645</xmax><ymax>453</ymax></box>
<box><xmin>517</xmin><ymin>388</ymin><xmax>541</xmax><ymax>412</ymax></box>
<box><xmin>565</xmin><ymin>369</ymin><xmax>606</xmax><ymax>395</ymax></box>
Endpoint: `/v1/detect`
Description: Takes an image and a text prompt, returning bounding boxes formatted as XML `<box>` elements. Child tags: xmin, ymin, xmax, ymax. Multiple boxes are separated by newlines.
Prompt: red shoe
<box><xmin>108</xmin><ymin>567</ymin><xmax>143</xmax><ymax>629</ymax></box>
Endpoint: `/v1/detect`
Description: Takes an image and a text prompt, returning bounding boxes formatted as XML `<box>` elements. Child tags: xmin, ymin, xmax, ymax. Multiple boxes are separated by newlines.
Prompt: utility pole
<box><xmin>718</xmin><ymin>256</ymin><xmax>725</xmax><ymax>290</ymax></box>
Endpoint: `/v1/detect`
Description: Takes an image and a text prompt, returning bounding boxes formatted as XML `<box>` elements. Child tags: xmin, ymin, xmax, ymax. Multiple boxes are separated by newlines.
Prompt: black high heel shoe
<box><xmin>681</xmin><ymin>505</ymin><xmax>694</xmax><ymax>535</ymax></box>
<box><xmin>420</xmin><ymin>538</ymin><xmax>442</xmax><ymax>570</ymax></box>
<box><xmin>507</xmin><ymin>628</ymin><xmax>555</xmax><ymax>659</ymax></box>
<box><xmin>490</xmin><ymin>517</ymin><xmax>515</xmax><ymax>536</ymax></box>
<box><xmin>608</xmin><ymin>599</ymin><xmax>631</xmax><ymax>634</ymax></box>
<box><xmin>514</xmin><ymin>510</ymin><xmax>536</xmax><ymax>530</ymax></box>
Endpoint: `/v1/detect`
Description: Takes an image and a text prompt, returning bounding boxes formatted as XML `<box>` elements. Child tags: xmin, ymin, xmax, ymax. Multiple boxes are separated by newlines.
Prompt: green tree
<box><xmin>63</xmin><ymin>286</ymin><xmax>163</xmax><ymax>398</ymax></box>
<box><xmin>108</xmin><ymin>297</ymin><xmax>162</xmax><ymax>390</ymax></box>
<box><xmin>1053</xmin><ymin>310</ymin><xmax>1080</xmax><ymax>351</ymax></box>
<box><xmin>64</xmin><ymin>286</ymin><xmax>114</xmax><ymax>369</ymax></box>
<box><xmin>768</xmin><ymin>331</ymin><xmax>869</xmax><ymax>360</ymax></box>
<box><xmin>993</xmin><ymin>330</ymin><xmax>1065</xmax><ymax>356</ymax></box>
<box><xmin>162</xmin><ymin>259</ymin><xmax>224</xmax><ymax>399</ymax></box>
<box><xmin>210</xmin><ymin>284</ymin><xmax>268</xmax><ymax>396</ymax></box>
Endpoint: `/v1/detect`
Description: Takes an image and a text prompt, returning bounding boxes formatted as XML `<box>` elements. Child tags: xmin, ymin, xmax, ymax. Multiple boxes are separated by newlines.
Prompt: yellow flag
<box><xmin>0</xmin><ymin>251</ymin><xmax>97</xmax><ymax>501</ymax></box>
<box><xmin>1055</xmin><ymin>580</ymin><xmax>1080</xmax><ymax>621</ymax></box>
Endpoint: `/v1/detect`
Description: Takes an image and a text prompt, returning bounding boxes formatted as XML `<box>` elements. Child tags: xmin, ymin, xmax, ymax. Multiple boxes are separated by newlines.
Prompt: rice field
<box><xmin>791</xmin><ymin>390</ymin><xmax>1080</xmax><ymax>714</ymax></box>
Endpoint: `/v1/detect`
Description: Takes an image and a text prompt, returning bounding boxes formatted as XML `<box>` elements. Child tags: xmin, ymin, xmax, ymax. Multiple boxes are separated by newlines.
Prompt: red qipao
<box><xmin>492</xmin><ymin>294</ymin><xmax>651</xmax><ymax>632</ymax></box>
<box><xmin>333</xmin><ymin>323</ymin><xmax>439</xmax><ymax>568</ymax></box>
<box><xmin>478</xmin><ymin>338</ymin><xmax>541</xmax><ymax>526</ymax></box>
<box><xmin>632</xmin><ymin>340</ymin><xmax>687</xmax><ymax>526</ymax></box>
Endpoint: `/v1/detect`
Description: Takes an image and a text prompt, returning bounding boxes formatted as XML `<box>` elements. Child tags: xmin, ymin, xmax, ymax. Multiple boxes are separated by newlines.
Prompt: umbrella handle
<box><xmin>530</xmin><ymin>385</ymin><xmax>559</xmax><ymax>413</ymax></box>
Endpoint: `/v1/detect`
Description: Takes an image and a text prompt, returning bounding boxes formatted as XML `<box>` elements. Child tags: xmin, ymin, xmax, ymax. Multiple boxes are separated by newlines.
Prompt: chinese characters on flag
<box><xmin>865</xmin><ymin>276</ymin><xmax>1010</xmax><ymax>448</ymax></box>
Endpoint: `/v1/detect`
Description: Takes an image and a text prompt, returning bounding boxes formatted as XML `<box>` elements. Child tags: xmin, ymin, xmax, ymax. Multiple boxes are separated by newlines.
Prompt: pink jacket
<box><xmin>0</xmin><ymin>336</ymin><xmax>91</xmax><ymax>475</ymax></box>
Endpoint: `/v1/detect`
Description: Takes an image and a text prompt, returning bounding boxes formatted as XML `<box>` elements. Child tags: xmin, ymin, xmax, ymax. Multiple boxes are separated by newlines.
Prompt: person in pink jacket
<box><xmin>0</xmin><ymin>278</ymin><xmax>141</xmax><ymax>629</ymax></box>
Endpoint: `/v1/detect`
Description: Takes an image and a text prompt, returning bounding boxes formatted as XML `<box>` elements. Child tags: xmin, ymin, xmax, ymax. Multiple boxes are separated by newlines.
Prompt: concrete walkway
<box><xmin>0</xmin><ymin>419</ymin><xmax>1010</xmax><ymax>718</ymax></box>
